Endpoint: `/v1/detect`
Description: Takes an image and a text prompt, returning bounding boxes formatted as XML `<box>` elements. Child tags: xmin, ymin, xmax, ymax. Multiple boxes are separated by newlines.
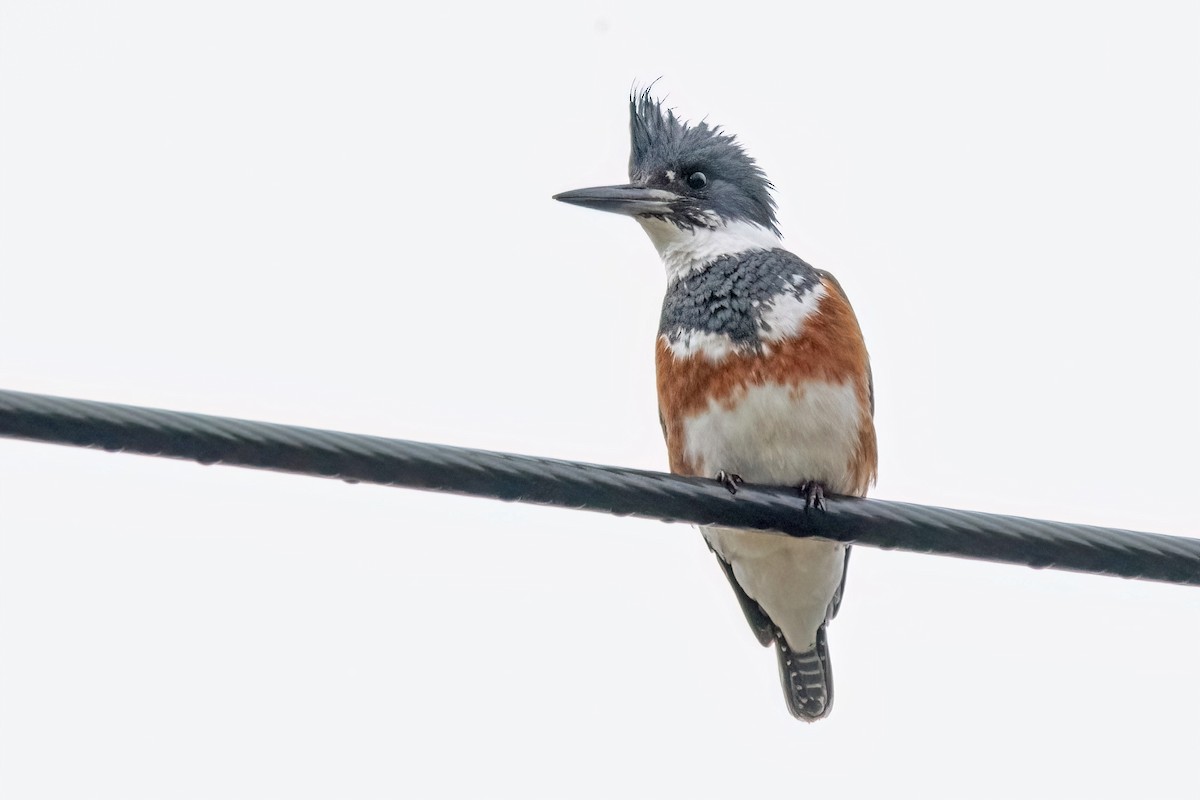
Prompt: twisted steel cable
<box><xmin>0</xmin><ymin>387</ymin><xmax>1196</xmax><ymax>586</ymax></box>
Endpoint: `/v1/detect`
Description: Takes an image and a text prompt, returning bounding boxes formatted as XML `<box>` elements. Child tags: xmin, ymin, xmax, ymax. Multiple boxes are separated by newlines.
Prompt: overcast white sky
<box><xmin>1</xmin><ymin>2</ymin><xmax>1198</xmax><ymax>798</ymax></box>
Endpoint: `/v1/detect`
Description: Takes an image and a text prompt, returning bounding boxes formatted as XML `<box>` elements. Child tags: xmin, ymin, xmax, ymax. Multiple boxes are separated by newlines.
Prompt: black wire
<box><xmin>0</xmin><ymin>388</ymin><xmax>1196</xmax><ymax>586</ymax></box>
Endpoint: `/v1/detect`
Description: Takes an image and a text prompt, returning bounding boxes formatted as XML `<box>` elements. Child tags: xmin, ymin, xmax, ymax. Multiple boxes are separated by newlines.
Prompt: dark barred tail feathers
<box><xmin>775</xmin><ymin>624</ymin><xmax>834</xmax><ymax>721</ymax></box>
<box><xmin>711</xmin><ymin>550</ymin><xmax>840</xmax><ymax>720</ymax></box>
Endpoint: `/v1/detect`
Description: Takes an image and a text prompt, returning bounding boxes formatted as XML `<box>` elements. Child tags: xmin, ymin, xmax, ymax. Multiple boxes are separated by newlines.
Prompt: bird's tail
<box><xmin>775</xmin><ymin>624</ymin><xmax>833</xmax><ymax>721</ymax></box>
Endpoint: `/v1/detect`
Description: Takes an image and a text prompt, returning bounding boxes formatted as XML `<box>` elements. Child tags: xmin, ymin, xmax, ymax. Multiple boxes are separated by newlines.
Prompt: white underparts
<box><xmin>682</xmin><ymin>379</ymin><xmax>863</xmax><ymax>490</ymax></box>
<box><xmin>686</xmin><ymin>378</ymin><xmax>862</xmax><ymax>651</ymax></box>
<box><xmin>637</xmin><ymin>216</ymin><xmax>781</xmax><ymax>284</ymax></box>
<box><xmin>704</xmin><ymin>526</ymin><xmax>846</xmax><ymax>652</ymax></box>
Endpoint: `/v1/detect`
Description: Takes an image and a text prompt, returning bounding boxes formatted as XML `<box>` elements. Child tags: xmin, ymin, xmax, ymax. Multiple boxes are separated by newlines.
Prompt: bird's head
<box><xmin>555</xmin><ymin>90</ymin><xmax>779</xmax><ymax>237</ymax></box>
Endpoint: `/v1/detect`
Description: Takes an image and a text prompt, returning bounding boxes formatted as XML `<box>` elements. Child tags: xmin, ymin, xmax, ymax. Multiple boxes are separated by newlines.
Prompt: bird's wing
<box><xmin>829</xmin><ymin>547</ymin><xmax>852</xmax><ymax>620</ymax></box>
<box><xmin>817</xmin><ymin>269</ymin><xmax>873</xmax><ymax>416</ymax></box>
<box><xmin>816</xmin><ymin>269</ymin><xmax>872</xmax><ymax>620</ymax></box>
<box><xmin>711</xmin><ymin>548</ymin><xmax>775</xmax><ymax>647</ymax></box>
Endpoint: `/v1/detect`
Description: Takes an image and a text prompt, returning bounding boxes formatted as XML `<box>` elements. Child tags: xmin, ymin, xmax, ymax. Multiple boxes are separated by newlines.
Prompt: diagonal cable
<box><xmin>0</xmin><ymin>387</ymin><xmax>1195</xmax><ymax>586</ymax></box>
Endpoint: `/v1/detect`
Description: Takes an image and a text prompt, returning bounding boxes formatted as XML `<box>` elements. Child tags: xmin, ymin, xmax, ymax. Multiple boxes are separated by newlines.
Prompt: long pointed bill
<box><xmin>553</xmin><ymin>184</ymin><xmax>681</xmax><ymax>217</ymax></box>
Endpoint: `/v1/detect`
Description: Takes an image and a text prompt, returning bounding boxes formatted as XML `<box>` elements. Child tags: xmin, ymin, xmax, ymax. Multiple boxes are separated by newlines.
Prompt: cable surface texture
<box><xmin>0</xmin><ymin>387</ymin><xmax>1196</xmax><ymax>586</ymax></box>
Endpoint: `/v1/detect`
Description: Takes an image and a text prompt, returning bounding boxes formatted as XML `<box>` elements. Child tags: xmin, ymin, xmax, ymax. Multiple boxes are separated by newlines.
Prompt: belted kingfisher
<box><xmin>554</xmin><ymin>91</ymin><xmax>877</xmax><ymax>721</ymax></box>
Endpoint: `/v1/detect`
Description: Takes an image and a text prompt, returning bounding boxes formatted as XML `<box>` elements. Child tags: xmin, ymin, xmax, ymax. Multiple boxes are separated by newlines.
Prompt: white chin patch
<box><xmin>637</xmin><ymin>216</ymin><xmax>781</xmax><ymax>283</ymax></box>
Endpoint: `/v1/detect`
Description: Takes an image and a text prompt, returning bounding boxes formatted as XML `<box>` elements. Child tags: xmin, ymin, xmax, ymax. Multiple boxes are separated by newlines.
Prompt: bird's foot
<box><xmin>798</xmin><ymin>481</ymin><xmax>827</xmax><ymax>511</ymax></box>
<box><xmin>715</xmin><ymin>470</ymin><xmax>744</xmax><ymax>495</ymax></box>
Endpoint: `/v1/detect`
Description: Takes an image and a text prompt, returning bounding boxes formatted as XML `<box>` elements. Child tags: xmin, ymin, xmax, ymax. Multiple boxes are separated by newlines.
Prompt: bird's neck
<box><xmin>637</xmin><ymin>216</ymin><xmax>782</xmax><ymax>284</ymax></box>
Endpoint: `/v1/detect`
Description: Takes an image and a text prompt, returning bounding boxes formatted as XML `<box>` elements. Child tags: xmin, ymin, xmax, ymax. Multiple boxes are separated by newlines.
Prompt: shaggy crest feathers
<box><xmin>628</xmin><ymin>89</ymin><xmax>779</xmax><ymax>234</ymax></box>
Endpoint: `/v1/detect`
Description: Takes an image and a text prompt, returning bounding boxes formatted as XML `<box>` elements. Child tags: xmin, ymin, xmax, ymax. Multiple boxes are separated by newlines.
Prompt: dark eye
<box><xmin>687</xmin><ymin>172</ymin><xmax>708</xmax><ymax>190</ymax></box>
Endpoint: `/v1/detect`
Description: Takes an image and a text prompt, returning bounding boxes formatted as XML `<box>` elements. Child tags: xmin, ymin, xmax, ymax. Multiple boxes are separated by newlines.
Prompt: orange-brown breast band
<box><xmin>656</xmin><ymin>277</ymin><xmax>877</xmax><ymax>493</ymax></box>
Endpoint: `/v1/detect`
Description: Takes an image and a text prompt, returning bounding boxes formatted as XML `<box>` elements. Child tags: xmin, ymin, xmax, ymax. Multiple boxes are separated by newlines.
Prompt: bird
<box><xmin>554</xmin><ymin>90</ymin><xmax>877</xmax><ymax>721</ymax></box>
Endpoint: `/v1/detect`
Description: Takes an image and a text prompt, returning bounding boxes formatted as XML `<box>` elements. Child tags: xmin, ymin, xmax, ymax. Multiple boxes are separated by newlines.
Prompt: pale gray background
<box><xmin>1</xmin><ymin>1</ymin><xmax>1198</xmax><ymax>798</ymax></box>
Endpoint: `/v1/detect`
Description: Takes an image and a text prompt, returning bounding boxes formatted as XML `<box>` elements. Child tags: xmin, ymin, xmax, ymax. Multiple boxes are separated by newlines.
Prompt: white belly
<box><xmin>703</xmin><ymin>526</ymin><xmax>845</xmax><ymax>651</ymax></box>
<box><xmin>685</xmin><ymin>378</ymin><xmax>859</xmax><ymax>651</ymax></box>
<box><xmin>682</xmin><ymin>379</ymin><xmax>863</xmax><ymax>491</ymax></box>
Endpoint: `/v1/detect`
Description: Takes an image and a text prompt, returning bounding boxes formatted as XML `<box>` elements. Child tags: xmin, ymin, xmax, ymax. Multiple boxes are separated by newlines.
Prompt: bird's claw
<box><xmin>799</xmin><ymin>481</ymin><xmax>827</xmax><ymax>511</ymax></box>
<box><xmin>715</xmin><ymin>470</ymin><xmax>744</xmax><ymax>495</ymax></box>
